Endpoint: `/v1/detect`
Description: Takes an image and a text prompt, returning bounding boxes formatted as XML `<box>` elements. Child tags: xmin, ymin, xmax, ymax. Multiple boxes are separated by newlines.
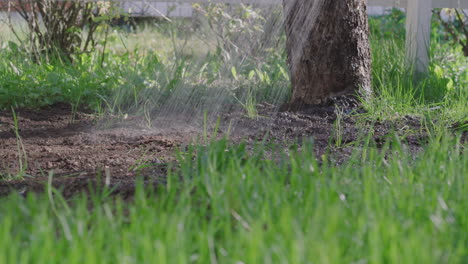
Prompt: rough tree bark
<box><xmin>283</xmin><ymin>0</ymin><xmax>372</xmax><ymax>108</ymax></box>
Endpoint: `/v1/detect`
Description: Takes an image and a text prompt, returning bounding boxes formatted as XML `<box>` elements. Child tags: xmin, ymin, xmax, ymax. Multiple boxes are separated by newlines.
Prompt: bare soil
<box><xmin>0</xmin><ymin>98</ymin><xmax>435</xmax><ymax>197</ymax></box>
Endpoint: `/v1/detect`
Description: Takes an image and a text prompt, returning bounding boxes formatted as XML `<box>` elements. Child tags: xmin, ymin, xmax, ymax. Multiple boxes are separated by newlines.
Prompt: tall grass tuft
<box><xmin>0</xmin><ymin>134</ymin><xmax>466</xmax><ymax>263</ymax></box>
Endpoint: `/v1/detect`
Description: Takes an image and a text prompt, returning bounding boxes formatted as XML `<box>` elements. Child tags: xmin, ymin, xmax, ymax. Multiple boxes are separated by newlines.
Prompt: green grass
<box><xmin>0</xmin><ymin>134</ymin><xmax>466</xmax><ymax>263</ymax></box>
<box><xmin>365</xmin><ymin>11</ymin><xmax>467</xmax><ymax>127</ymax></box>
<box><xmin>365</xmin><ymin>31</ymin><xmax>467</xmax><ymax>127</ymax></box>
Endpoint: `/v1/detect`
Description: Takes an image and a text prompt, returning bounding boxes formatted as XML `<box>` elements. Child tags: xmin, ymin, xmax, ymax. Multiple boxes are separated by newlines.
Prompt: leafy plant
<box><xmin>433</xmin><ymin>9</ymin><xmax>468</xmax><ymax>57</ymax></box>
<box><xmin>193</xmin><ymin>3</ymin><xmax>284</xmax><ymax>73</ymax></box>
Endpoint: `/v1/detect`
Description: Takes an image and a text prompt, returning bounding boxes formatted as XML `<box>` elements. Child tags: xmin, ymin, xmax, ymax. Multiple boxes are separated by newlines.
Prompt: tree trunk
<box><xmin>283</xmin><ymin>0</ymin><xmax>372</xmax><ymax>108</ymax></box>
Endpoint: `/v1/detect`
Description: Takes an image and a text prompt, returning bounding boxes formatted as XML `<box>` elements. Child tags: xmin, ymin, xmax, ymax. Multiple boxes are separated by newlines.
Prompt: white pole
<box><xmin>405</xmin><ymin>0</ymin><xmax>433</xmax><ymax>73</ymax></box>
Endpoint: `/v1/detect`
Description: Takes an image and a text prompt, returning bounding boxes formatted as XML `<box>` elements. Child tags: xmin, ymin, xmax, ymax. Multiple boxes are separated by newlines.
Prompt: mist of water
<box><xmin>105</xmin><ymin>1</ymin><xmax>298</xmax><ymax>133</ymax></box>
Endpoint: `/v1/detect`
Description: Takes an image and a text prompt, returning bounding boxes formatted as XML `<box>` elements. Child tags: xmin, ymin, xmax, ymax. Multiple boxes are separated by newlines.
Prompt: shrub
<box><xmin>5</xmin><ymin>0</ymin><xmax>118</xmax><ymax>63</ymax></box>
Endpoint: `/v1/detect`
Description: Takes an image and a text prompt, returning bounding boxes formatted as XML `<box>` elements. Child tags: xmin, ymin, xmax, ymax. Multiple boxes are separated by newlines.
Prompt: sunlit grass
<box><xmin>364</xmin><ymin>16</ymin><xmax>468</xmax><ymax>127</ymax></box>
<box><xmin>365</xmin><ymin>36</ymin><xmax>467</xmax><ymax>124</ymax></box>
<box><xmin>106</xmin><ymin>21</ymin><xmax>216</xmax><ymax>60</ymax></box>
<box><xmin>0</xmin><ymin>134</ymin><xmax>466</xmax><ymax>263</ymax></box>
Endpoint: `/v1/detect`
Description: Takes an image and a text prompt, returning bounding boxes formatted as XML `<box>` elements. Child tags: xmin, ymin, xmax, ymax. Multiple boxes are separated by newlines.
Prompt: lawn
<box><xmin>0</xmin><ymin>6</ymin><xmax>467</xmax><ymax>263</ymax></box>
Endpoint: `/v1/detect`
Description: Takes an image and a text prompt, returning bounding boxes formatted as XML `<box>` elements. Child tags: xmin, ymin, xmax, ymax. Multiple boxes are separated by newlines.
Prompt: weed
<box><xmin>11</xmin><ymin>108</ymin><xmax>28</xmax><ymax>179</ymax></box>
<box><xmin>332</xmin><ymin>106</ymin><xmax>345</xmax><ymax>148</ymax></box>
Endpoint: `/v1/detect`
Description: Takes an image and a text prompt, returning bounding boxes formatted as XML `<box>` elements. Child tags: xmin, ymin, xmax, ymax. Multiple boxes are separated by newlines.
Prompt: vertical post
<box><xmin>405</xmin><ymin>0</ymin><xmax>432</xmax><ymax>74</ymax></box>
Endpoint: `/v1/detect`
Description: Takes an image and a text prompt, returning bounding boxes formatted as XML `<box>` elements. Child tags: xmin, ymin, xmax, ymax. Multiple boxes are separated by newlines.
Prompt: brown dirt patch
<box><xmin>0</xmin><ymin>98</ymin><xmax>431</xmax><ymax>197</ymax></box>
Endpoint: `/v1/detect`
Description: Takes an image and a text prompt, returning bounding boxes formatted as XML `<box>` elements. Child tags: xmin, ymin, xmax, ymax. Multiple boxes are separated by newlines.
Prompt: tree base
<box><xmin>280</xmin><ymin>93</ymin><xmax>362</xmax><ymax>112</ymax></box>
<box><xmin>284</xmin><ymin>0</ymin><xmax>372</xmax><ymax>106</ymax></box>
